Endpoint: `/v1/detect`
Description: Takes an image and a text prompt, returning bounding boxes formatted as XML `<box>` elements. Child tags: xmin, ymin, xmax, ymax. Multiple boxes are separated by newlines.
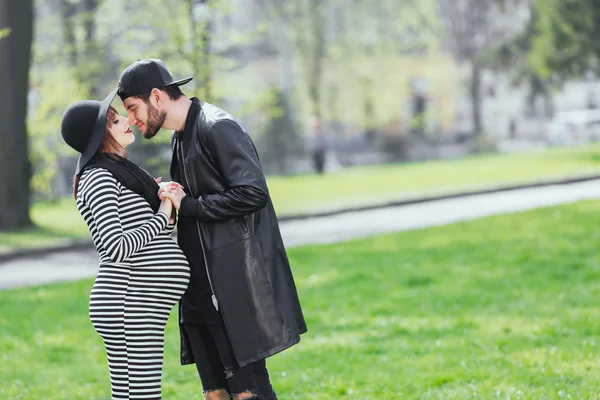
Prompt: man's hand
<box><xmin>159</xmin><ymin>182</ymin><xmax>187</xmax><ymax>210</ymax></box>
<box><xmin>158</xmin><ymin>180</ymin><xmax>182</xmax><ymax>194</ymax></box>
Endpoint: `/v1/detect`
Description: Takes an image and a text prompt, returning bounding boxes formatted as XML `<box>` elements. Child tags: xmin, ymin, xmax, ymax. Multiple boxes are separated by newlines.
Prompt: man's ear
<box><xmin>150</xmin><ymin>88</ymin><xmax>163</xmax><ymax>108</ymax></box>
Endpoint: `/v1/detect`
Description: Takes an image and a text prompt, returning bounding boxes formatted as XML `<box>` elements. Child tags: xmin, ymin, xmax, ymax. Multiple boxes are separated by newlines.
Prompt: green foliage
<box><xmin>28</xmin><ymin>66</ymin><xmax>88</xmax><ymax>199</ymax></box>
<box><xmin>491</xmin><ymin>0</ymin><xmax>600</xmax><ymax>86</ymax></box>
<box><xmin>257</xmin><ymin>0</ymin><xmax>440</xmax><ymax>129</ymax></box>
<box><xmin>528</xmin><ymin>0</ymin><xmax>581</xmax><ymax>78</ymax></box>
<box><xmin>4</xmin><ymin>201</ymin><xmax>600</xmax><ymax>397</ymax></box>
<box><xmin>321</xmin><ymin>0</ymin><xmax>440</xmax><ymax>131</ymax></box>
<box><xmin>26</xmin><ymin>0</ymin><xmax>449</xmax><ymax>202</ymax></box>
<box><xmin>27</xmin><ymin>0</ymin><xmax>234</xmax><ymax>199</ymax></box>
<box><xmin>27</xmin><ymin>0</ymin><xmax>600</xmax><ymax>204</ymax></box>
<box><xmin>0</xmin><ymin>27</ymin><xmax>10</xmax><ymax>40</ymax></box>
<box><xmin>110</xmin><ymin>0</ymin><xmax>246</xmax><ymax>104</ymax></box>
<box><xmin>27</xmin><ymin>0</ymin><xmax>105</xmax><ymax>200</ymax></box>
<box><xmin>255</xmin><ymin>87</ymin><xmax>303</xmax><ymax>173</ymax></box>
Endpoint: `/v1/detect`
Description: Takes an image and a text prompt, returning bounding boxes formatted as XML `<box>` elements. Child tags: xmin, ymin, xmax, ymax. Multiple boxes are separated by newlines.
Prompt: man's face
<box><xmin>123</xmin><ymin>96</ymin><xmax>166</xmax><ymax>139</ymax></box>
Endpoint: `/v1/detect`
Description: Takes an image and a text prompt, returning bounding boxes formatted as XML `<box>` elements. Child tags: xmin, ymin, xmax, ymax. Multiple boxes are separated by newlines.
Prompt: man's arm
<box><xmin>177</xmin><ymin>120</ymin><xmax>269</xmax><ymax>222</ymax></box>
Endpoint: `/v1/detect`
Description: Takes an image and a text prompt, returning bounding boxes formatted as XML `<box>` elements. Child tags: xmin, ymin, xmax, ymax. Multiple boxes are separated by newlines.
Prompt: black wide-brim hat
<box><xmin>61</xmin><ymin>87</ymin><xmax>118</xmax><ymax>175</ymax></box>
<box><xmin>117</xmin><ymin>59</ymin><xmax>193</xmax><ymax>100</ymax></box>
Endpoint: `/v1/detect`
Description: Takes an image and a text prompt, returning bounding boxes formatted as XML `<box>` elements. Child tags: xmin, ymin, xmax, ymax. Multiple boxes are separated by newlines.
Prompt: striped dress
<box><xmin>76</xmin><ymin>167</ymin><xmax>190</xmax><ymax>400</ymax></box>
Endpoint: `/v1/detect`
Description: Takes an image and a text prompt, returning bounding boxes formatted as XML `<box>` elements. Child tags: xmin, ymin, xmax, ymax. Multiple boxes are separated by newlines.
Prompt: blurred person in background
<box><xmin>306</xmin><ymin>115</ymin><xmax>328</xmax><ymax>174</ymax></box>
<box><xmin>117</xmin><ymin>59</ymin><xmax>307</xmax><ymax>400</ymax></box>
<box><xmin>60</xmin><ymin>88</ymin><xmax>190</xmax><ymax>400</ymax></box>
<box><xmin>509</xmin><ymin>118</ymin><xmax>518</xmax><ymax>140</ymax></box>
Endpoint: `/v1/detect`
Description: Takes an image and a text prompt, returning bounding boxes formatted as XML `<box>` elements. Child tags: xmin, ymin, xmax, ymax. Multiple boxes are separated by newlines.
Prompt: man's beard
<box><xmin>142</xmin><ymin>103</ymin><xmax>167</xmax><ymax>139</ymax></box>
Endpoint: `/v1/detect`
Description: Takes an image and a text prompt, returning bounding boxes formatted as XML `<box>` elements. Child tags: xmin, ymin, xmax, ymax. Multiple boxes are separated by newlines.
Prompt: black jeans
<box><xmin>183</xmin><ymin>308</ymin><xmax>278</xmax><ymax>399</ymax></box>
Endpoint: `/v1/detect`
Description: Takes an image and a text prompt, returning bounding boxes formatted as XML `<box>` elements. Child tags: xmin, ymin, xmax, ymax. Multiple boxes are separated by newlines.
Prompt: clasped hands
<box><xmin>156</xmin><ymin>178</ymin><xmax>186</xmax><ymax>210</ymax></box>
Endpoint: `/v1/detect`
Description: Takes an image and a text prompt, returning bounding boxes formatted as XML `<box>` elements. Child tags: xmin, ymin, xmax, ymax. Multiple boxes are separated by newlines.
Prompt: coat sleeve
<box><xmin>82</xmin><ymin>168</ymin><xmax>169</xmax><ymax>263</ymax></box>
<box><xmin>178</xmin><ymin>120</ymin><xmax>269</xmax><ymax>222</ymax></box>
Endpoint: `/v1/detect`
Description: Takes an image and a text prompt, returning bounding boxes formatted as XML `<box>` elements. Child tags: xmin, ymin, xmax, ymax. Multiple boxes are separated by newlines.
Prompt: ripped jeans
<box><xmin>183</xmin><ymin>312</ymin><xmax>278</xmax><ymax>399</ymax></box>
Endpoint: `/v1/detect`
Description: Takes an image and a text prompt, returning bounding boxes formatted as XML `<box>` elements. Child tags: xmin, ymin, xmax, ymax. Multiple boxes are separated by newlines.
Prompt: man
<box><xmin>116</xmin><ymin>59</ymin><xmax>307</xmax><ymax>400</ymax></box>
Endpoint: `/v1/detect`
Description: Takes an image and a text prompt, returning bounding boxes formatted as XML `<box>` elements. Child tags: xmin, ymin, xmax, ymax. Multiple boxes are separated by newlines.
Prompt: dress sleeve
<box><xmin>81</xmin><ymin>168</ymin><xmax>169</xmax><ymax>263</ymax></box>
<box><xmin>165</xmin><ymin>220</ymin><xmax>176</xmax><ymax>235</ymax></box>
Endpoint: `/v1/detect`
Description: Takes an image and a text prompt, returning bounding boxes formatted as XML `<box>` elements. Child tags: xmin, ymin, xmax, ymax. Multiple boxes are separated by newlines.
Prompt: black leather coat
<box><xmin>172</xmin><ymin>98</ymin><xmax>307</xmax><ymax>367</ymax></box>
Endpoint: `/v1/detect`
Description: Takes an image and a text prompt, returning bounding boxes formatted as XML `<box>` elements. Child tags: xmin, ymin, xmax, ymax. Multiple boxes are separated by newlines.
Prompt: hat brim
<box><xmin>75</xmin><ymin>87</ymin><xmax>118</xmax><ymax>175</ymax></box>
<box><xmin>171</xmin><ymin>76</ymin><xmax>193</xmax><ymax>87</ymax></box>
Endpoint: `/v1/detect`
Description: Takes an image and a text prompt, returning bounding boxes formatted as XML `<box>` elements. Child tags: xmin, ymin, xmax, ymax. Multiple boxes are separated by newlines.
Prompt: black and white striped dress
<box><xmin>76</xmin><ymin>167</ymin><xmax>190</xmax><ymax>400</ymax></box>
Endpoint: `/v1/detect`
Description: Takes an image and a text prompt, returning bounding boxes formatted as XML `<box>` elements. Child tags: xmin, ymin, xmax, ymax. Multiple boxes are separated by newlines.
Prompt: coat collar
<box><xmin>176</xmin><ymin>97</ymin><xmax>202</xmax><ymax>139</ymax></box>
<box><xmin>171</xmin><ymin>98</ymin><xmax>202</xmax><ymax>180</ymax></box>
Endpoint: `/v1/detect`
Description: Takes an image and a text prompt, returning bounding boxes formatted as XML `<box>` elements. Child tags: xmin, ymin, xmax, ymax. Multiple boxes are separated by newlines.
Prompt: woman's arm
<box><xmin>82</xmin><ymin>168</ymin><xmax>169</xmax><ymax>263</ymax></box>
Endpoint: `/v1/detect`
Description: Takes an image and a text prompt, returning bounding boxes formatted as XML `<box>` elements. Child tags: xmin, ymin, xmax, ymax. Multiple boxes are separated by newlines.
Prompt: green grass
<box><xmin>266</xmin><ymin>143</ymin><xmax>600</xmax><ymax>215</ymax></box>
<box><xmin>0</xmin><ymin>199</ymin><xmax>88</xmax><ymax>252</ymax></box>
<box><xmin>2</xmin><ymin>201</ymin><xmax>600</xmax><ymax>398</ymax></box>
<box><xmin>3</xmin><ymin>143</ymin><xmax>600</xmax><ymax>252</ymax></box>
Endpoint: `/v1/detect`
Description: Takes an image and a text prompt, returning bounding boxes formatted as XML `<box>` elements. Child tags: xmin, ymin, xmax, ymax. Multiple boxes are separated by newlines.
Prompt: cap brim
<box><xmin>172</xmin><ymin>76</ymin><xmax>193</xmax><ymax>86</ymax></box>
<box><xmin>75</xmin><ymin>87</ymin><xmax>118</xmax><ymax>175</ymax></box>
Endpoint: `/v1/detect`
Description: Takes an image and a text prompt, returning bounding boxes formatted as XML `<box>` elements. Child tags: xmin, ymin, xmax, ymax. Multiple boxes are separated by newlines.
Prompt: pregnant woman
<box><xmin>60</xmin><ymin>88</ymin><xmax>190</xmax><ymax>400</ymax></box>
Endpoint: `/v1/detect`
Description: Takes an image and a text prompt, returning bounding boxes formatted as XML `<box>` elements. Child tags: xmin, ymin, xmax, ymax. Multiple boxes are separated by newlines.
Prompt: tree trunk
<box><xmin>470</xmin><ymin>63</ymin><xmax>483</xmax><ymax>136</ymax></box>
<box><xmin>82</xmin><ymin>0</ymin><xmax>100</xmax><ymax>98</ymax></box>
<box><xmin>0</xmin><ymin>0</ymin><xmax>34</xmax><ymax>231</ymax></box>
<box><xmin>307</xmin><ymin>2</ymin><xmax>326</xmax><ymax>119</ymax></box>
<box><xmin>188</xmin><ymin>0</ymin><xmax>213</xmax><ymax>102</ymax></box>
<box><xmin>60</xmin><ymin>0</ymin><xmax>78</xmax><ymax>65</ymax></box>
<box><xmin>361</xmin><ymin>77</ymin><xmax>376</xmax><ymax>140</ymax></box>
<box><xmin>200</xmin><ymin>21</ymin><xmax>212</xmax><ymax>102</ymax></box>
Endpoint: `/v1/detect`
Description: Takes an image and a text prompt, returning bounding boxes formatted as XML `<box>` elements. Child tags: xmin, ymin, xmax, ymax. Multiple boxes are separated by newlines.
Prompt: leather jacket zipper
<box><xmin>178</xmin><ymin>137</ymin><xmax>219</xmax><ymax>311</ymax></box>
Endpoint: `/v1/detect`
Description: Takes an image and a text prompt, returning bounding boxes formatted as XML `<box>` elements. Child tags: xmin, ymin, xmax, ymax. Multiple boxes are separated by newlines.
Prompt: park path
<box><xmin>2</xmin><ymin>179</ymin><xmax>600</xmax><ymax>290</ymax></box>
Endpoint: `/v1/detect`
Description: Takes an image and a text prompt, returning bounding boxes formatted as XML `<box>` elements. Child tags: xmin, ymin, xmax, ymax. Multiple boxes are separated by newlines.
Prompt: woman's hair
<box><xmin>72</xmin><ymin>106</ymin><xmax>128</xmax><ymax>198</ymax></box>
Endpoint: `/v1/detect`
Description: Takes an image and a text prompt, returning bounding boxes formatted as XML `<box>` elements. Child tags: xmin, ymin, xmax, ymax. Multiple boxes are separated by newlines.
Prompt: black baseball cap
<box><xmin>117</xmin><ymin>59</ymin><xmax>193</xmax><ymax>100</ymax></box>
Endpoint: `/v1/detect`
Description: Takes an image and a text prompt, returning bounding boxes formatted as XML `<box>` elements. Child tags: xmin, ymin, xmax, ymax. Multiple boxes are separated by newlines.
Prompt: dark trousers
<box><xmin>183</xmin><ymin>307</ymin><xmax>278</xmax><ymax>399</ymax></box>
<box><xmin>312</xmin><ymin>150</ymin><xmax>326</xmax><ymax>174</ymax></box>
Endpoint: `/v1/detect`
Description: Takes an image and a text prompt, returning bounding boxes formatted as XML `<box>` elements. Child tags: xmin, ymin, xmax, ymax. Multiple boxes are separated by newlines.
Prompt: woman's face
<box><xmin>109</xmin><ymin>113</ymin><xmax>135</xmax><ymax>148</ymax></box>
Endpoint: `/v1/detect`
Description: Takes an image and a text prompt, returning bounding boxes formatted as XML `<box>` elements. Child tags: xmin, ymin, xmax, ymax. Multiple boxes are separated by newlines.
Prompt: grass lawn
<box><xmin>0</xmin><ymin>200</ymin><xmax>89</xmax><ymax>252</ymax></box>
<box><xmin>2</xmin><ymin>201</ymin><xmax>600</xmax><ymax>399</ymax></box>
<box><xmin>3</xmin><ymin>143</ymin><xmax>600</xmax><ymax>253</ymax></box>
<box><xmin>267</xmin><ymin>143</ymin><xmax>600</xmax><ymax>215</ymax></box>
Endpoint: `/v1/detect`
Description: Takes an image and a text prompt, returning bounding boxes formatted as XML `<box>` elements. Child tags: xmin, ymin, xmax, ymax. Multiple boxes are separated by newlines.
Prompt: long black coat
<box><xmin>171</xmin><ymin>98</ymin><xmax>307</xmax><ymax>367</ymax></box>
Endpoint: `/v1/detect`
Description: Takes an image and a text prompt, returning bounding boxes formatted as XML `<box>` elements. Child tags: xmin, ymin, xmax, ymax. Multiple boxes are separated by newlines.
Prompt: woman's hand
<box><xmin>158</xmin><ymin>198</ymin><xmax>173</xmax><ymax>218</ymax></box>
<box><xmin>158</xmin><ymin>181</ymin><xmax>186</xmax><ymax>210</ymax></box>
<box><xmin>168</xmin><ymin>208</ymin><xmax>177</xmax><ymax>225</ymax></box>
